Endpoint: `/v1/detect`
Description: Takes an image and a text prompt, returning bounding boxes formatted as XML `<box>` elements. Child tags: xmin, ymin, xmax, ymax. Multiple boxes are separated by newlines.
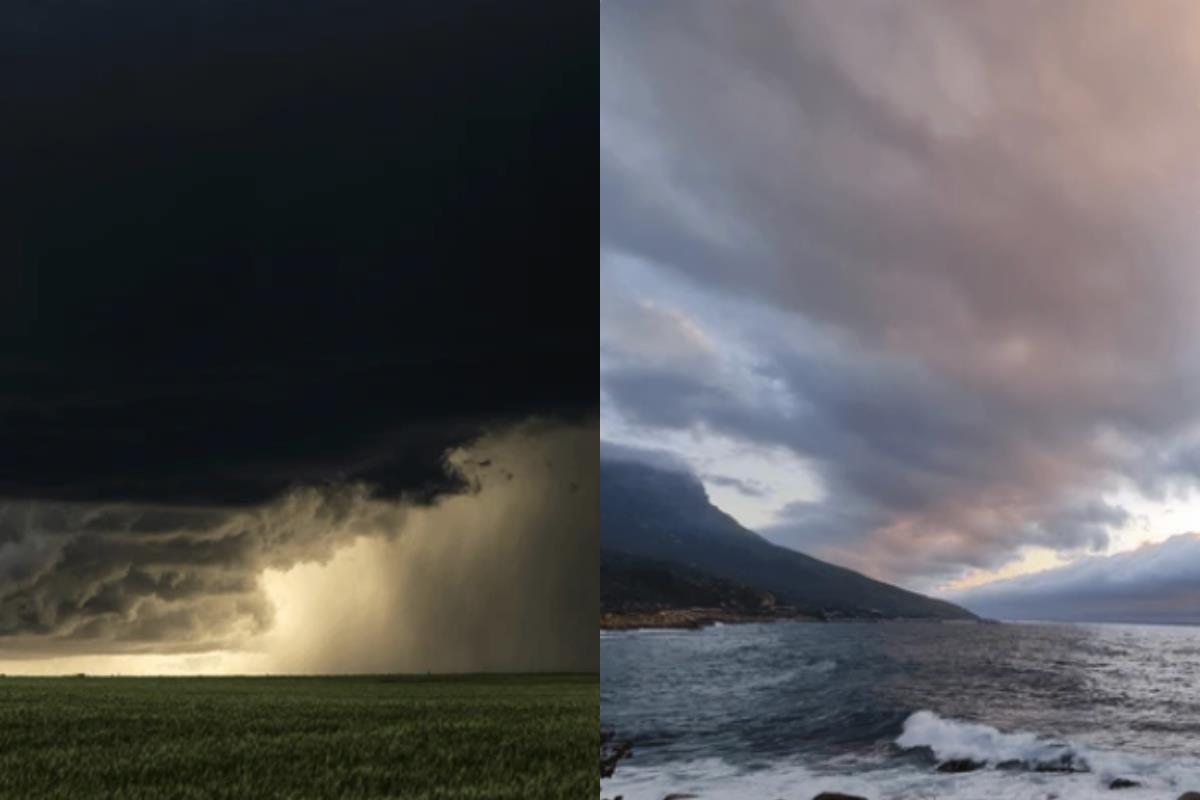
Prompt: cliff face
<box><xmin>600</xmin><ymin>458</ymin><xmax>977</xmax><ymax>621</ymax></box>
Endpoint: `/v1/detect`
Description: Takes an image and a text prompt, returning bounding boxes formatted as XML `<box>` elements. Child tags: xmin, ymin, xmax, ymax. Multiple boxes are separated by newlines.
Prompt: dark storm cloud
<box><xmin>0</xmin><ymin>484</ymin><xmax>402</xmax><ymax>650</ymax></box>
<box><xmin>602</xmin><ymin>0</ymin><xmax>1200</xmax><ymax>583</ymax></box>
<box><xmin>3</xmin><ymin>0</ymin><xmax>594</xmax><ymax>506</ymax></box>
<box><xmin>0</xmin><ymin>4</ymin><xmax>594</xmax><ymax>663</ymax></box>
<box><xmin>264</xmin><ymin>422</ymin><xmax>598</xmax><ymax>673</ymax></box>
<box><xmin>0</xmin><ymin>421</ymin><xmax>597</xmax><ymax>660</ymax></box>
<box><xmin>951</xmin><ymin>534</ymin><xmax>1200</xmax><ymax>624</ymax></box>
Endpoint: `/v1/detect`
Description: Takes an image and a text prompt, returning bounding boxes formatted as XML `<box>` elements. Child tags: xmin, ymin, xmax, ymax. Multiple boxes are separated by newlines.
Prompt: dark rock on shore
<box><xmin>1109</xmin><ymin>778</ymin><xmax>1140</xmax><ymax>789</ymax></box>
<box><xmin>813</xmin><ymin>793</ymin><xmax>868</xmax><ymax>800</ymax></box>
<box><xmin>600</xmin><ymin>730</ymin><xmax>632</xmax><ymax>779</ymax></box>
<box><xmin>937</xmin><ymin>758</ymin><xmax>984</xmax><ymax>773</ymax></box>
<box><xmin>1178</xmin><ymin>793</ymin><xmax>1200</xmax><ymax>800</ymax></box>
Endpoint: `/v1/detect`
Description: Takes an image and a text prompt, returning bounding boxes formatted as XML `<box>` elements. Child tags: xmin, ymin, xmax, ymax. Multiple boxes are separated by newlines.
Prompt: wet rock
<box><xmin>663</xmin><ymin>795</ymin><xmax>698</xmax><ymax>800</ymax></box>
<box><xmin>1178</xmin><ymin>794</ymin><xmax>1200</xmax><ymax>800</ymax></box>
<box><xmin>1033</xmin><ymin>752</ymin><xmax>1088</xmax><ymax>773</ymax></box>
<box><xmin>1109</xmin><ymin>778</ymin><xmax>1140</xmax><ymax>790</ymax></box>
<box><xmin>600</xmin><ymin>730</ymin><xmax>632</xmax><ymax>779</ymax></box>
<box><xmin>937</xmin><ymin>758</ymin><xmax>984</xmax><ymax>773</ymax></box>
<box><xmin>812</xmin><ymin>793</ymin><xmax>868</xmax><ymax>800</ymax></box>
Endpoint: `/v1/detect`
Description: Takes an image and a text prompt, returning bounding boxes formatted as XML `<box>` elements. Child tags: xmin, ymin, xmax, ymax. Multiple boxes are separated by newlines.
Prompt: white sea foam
<box><xmin>896</xmin><ymin>710</ymin><xmax>1085</xmax><ymax>770</ymax></box>
<box><xmin>602</xmin><ymin>715</ymin><xmax>1200</xmax><ymax>800</ymax></box>
<box><xmin>603</xmin><ymin>756</ymin><xmax>1200</xmax><ymax>800</ymax></box>
<box><xmin>599</xmin><ymin>628</ymin><xmax>698</xmax><ymax>638</ymax></box>
<box><xmin>892</xmin><ymin>710</ymin><xmax>1194</xmax><ymax>788</ymax></box>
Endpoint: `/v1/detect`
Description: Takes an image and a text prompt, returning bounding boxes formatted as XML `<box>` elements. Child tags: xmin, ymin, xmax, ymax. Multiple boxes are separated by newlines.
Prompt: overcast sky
<box><xmin>1</xmin><ymin>2</ymin><xmax>594</xmax><ymax>672</ymax></box>
<box><xmin>602</xmin><ymin>0</ymin><xmax>1200</xmax><ymax>601</ymax></box>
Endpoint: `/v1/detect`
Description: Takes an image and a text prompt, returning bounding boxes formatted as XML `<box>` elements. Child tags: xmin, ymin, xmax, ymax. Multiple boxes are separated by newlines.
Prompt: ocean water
<box><xmin>601</xmin><ymin>621</ymin><xmax>1200</xmax><ymax>799</ymax></box>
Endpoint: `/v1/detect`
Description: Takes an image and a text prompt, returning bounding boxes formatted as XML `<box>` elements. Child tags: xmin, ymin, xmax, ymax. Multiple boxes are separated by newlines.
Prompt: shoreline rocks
<box><xmin>599</xmin><ymin>730</ymin><xmax>632</xmax><ymax>779</ymax></box>
<box><xmin>600</xmin><ymin>608</ymin><xmax>822</xmax><ymax>630</ymax></box>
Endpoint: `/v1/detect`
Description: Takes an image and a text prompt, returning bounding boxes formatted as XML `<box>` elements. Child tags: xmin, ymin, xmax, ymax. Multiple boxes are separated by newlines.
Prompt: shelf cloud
<box><xmin>0</xmin><ymin>421</ymin><xmax>598</xmax><ymax>672</ymax></box>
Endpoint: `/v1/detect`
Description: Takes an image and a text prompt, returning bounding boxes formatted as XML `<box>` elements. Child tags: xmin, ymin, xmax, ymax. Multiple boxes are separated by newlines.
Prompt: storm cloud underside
<box><xmin>0</xmin><ymin>422</ymin><xmax>597</xmax><ymax>672</ymax></box>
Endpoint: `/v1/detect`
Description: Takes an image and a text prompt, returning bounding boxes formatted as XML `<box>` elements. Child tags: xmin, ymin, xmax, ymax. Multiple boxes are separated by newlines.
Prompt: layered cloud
<box><xmin>951</xmin><ymin>533</ymin><xmax>1200</xmax><ymax>624</ymax></box>
<box><xmin>602</xmin><ymin>0</ymin><xmax>1200</xmax><ymax>587</ymax></box>
<box><xmin>0</xmin><ymin>487</ymin><xmax>404</xmax><ymax>652</ymax></box>
<box><xmin>0</xmin><ymin>421</ymin><xmax>597</xmax><ymax>672</ymax></box>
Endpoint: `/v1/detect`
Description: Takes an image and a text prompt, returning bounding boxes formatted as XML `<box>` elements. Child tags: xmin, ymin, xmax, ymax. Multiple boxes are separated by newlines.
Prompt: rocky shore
<box><xmin>599</xmin><ymin>730</ymin><xmax>1200</xmax><ymax>800</ymax></box>
<box><xmin>600</xmin><ymin>608</ymin><xmax>822</xmax><ymax>630</ymax></box>
<box><xmin>608</xmin><ymin>789</ymin><xmax>1200</xmax><ymax>800</ymax></box>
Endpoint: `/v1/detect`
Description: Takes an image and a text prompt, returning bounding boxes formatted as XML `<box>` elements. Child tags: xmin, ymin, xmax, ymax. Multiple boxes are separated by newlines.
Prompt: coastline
<box><xmin>600</xmin><ymin>608</ymin><xmax>823</xmax><ymax>630</ymax></box>
<box><xmin>601</xmin><ymin>621</ymin><xmax>1200</xmax><ymax>800</ymax></box>
<box><xmin>601</xmin><ymin>611</ymin><xmax>998</xmax><ymax>631</ymax></box>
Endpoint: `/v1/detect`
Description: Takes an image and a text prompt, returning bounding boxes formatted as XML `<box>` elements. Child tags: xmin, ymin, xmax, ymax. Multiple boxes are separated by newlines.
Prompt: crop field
<box><xmin>0</xmin><ymin>673</ymin><xmax>598</xmax><ymax>800</ymax></box>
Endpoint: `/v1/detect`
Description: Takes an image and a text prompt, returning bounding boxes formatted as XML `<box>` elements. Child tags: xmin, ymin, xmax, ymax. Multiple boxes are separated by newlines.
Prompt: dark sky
<box><xmin>4</xmin><ymin>1</ymin><xmax>595</xmax><ymax>507</ymax></box>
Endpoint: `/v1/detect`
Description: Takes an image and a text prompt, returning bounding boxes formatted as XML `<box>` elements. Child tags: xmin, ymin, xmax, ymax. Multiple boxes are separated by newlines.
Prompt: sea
<box><xmin>601</xmin><ymin>620</ymin><xmax>1200</xmax><ymax>800</ymax></box>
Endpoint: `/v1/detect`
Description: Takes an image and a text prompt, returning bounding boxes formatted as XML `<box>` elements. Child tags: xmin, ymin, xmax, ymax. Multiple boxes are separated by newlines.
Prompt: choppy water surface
<box><xmin>601</xmin><ymin>621</ymin><xmax>1200</xmax><ymax>799</ymax></box>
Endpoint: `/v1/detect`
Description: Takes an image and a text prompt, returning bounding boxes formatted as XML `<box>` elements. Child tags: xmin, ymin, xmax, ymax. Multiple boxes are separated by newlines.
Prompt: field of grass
<box><xmin>0</xmin><ymin>673</ymin><xmax>598</xmax><ymax>799</ymax></box>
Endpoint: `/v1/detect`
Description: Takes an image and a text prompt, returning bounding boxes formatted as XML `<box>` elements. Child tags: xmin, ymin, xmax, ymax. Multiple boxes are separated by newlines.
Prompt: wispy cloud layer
<box><xmin>602</xmin><ymin>0</ymin><xmax>1200</xmax><ymax>587</ymax></box>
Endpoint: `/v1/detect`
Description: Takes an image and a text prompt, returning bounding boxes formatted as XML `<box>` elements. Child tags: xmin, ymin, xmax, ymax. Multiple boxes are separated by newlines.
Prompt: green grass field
<box><xmin>0</xmin><ymin>673</ymin><xmax>598</xmax><ymax>800</ymax></box>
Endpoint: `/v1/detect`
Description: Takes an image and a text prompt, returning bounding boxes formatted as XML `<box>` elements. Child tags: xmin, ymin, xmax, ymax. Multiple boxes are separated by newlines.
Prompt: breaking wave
<box><xmin>602</xmin><ymin>621</ymin><xmax>1200</xmax><ymax>799</ymax></box>
<box><xmin>896</xmin><ymin>710</ymin><xmax>1090</xmax><ymax>772</ymax></box>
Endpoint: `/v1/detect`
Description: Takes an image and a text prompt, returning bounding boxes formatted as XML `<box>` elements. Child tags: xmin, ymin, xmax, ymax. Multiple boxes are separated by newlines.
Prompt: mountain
<box><xmin>601</xmin><ymin>550</ymin><xmax>779</xmax><ymax>614</ymax></box>
<box><xmin>600</xmin><ymin>457</ymin><xmax>976</xmax><ymax>620</ymax></box>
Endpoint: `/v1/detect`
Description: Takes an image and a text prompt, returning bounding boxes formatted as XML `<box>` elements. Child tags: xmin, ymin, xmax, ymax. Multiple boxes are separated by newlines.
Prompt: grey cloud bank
<box><xmin>602</xmin><ymin>0</ymin><xmax>1200</xmax><ymax>589</ymax></box>
<box><xmin>951</xmin><ymin>533</ymin><xmax>1200</xmax><ymax>624</ymax></box>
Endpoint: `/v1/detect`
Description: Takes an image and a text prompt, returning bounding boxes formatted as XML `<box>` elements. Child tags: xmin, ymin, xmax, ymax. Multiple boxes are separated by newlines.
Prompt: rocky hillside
<box><xmin>601</xmin><ymin>550</ymin><xmax>778</xmax><ymax>613</ymax></box>
<box><xmin>601</xmin><ymin>457</ymin><xmax>976</xmax><ymax>621</ymax></box>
